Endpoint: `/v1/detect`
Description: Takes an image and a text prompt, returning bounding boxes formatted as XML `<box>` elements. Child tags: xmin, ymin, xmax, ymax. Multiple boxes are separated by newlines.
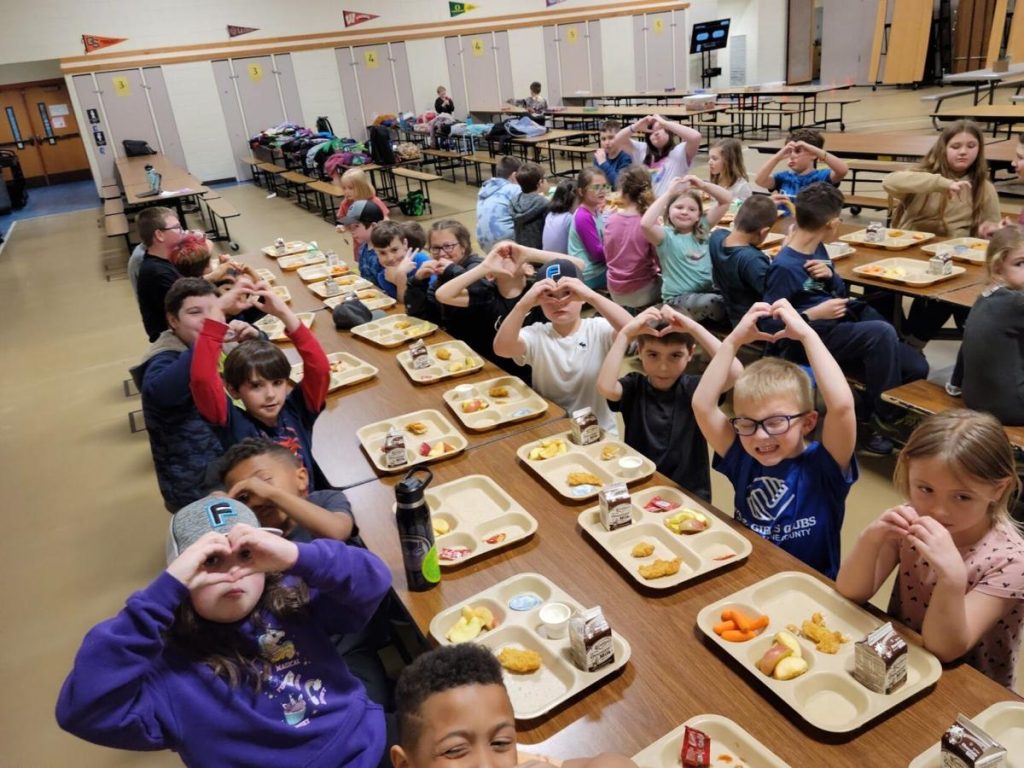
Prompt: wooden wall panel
<box><xmin>787</xmin><ymin>0</ymin><xmax>815</xmax><ymax>84</ymax></box>
<box><xmin>954</xmin><ymin>0</ymin><xmax>998</xmax><ymax>72</ymax></box>
<box><xmin>821</xmin><ymin>0</ymin><xmax>883</xmax><ymax>85</ymax></box>
<box><xmin>985</xmin><ymin>0</ymin><xmax>1009</xmax><ymax>67</ymax></box>
<box><xmin>882</xmin><ymin>0</ymin><xmax>932</xmax><ymax>84</ymax></box>
<box><xmin>1008</xmin><ymin>0</ymin><xmax>1024</xmax><ymax>61</ymax></box>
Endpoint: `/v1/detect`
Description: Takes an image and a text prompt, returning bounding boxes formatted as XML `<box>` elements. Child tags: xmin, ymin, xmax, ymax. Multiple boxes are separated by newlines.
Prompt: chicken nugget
<box><xmin>394</xmin><ymin>320</ymin><xmax>412</xmax><ymax>330</ymax></box>
<box><xmin>435</xmin><ymin>347</ymin><xmax>452</xmax><ymax>361</ymax></box>
<box><xmin>488</xmin><ymin>385</ymin><xmax>510</xmax><ymax>398</ymax></box>
<box><xmin>630</xmin><ymin>541</ymin><xmax>655</xmax><ymax>558</ymax></box>
<box><xmin>638</xmin><ymin>558</ymin><xmax>681</xmax><ymax>580</ymax></box>
<box><xmin>788</xmin><ymin>612</ymin><xmax>848</xmax><ymax>654</ymax></box>
<box><xmin>497</xmin><ymin>647</ymin><xmax>542</xmax><ymax>674</ymax></box>
<box><xmin>600</xmin><ymin>444</ymin><xmax>621</xmax><ymax>461</ymax></box>
<box><xmin>567</xmin><ymin>471</ymin><xmax>603</xmax><ymax>487</ymax></box>
<box><xmin>405</xmin><ymin>421</ymin><xmax>428</xmax><ymax>435</ymax></box>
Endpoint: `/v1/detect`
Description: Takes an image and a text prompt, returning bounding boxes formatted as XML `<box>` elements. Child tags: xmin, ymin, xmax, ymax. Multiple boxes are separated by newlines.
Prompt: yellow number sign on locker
<box><xmin>654</xmin><ymin>18</ymin><xmax>665</xmax><ymax>34</ymax></box>
<box><xmin>248</xmin><ymin>63</ymin><xmax>263</xmax><ymax>82</ymax></box>
<box><xmin>112</xmin><ymin>76</ymin><xmax>130</xmax><ymax>96</ymax></box>
<box><xmin>471</xmin><ymin>39</ymin><xmax>485</xmax><ymax>57</ymax></box>
<box><xmin>566</xmin><ymin>27</ymin><xmax>578</xmax><ymax>44</ymax></box>
<box><xmin>364</xmin><ymin>50</ymin><xmax>380</xmax><ymax>69</ymax></box>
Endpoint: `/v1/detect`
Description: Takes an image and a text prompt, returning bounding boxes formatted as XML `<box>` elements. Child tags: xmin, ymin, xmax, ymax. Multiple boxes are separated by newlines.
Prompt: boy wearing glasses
<box><xmin>693</xmin><ymin>299</ymin><xmax>857</xmax><ymax>579</ymax></box>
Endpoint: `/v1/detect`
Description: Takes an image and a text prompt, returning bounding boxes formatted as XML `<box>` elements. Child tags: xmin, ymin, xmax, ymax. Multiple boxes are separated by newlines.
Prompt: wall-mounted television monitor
<box><xmin>690</xmin><ymin>19</ymin><xmax>731</xmax><ymax>54</ymax></box>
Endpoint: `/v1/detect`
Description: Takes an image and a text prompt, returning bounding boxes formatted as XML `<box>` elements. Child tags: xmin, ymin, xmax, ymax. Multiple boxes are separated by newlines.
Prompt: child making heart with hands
<box><xmin>57</xmin><ymin>496</ymin><xmax>393</xmax><ymax>767</ymax></box>
<box><xmin>642</xmin><ymin>175</ymin><xmax>732</xmax><ymax>323</ymax></box>
<box><xmin>598</xmin><ymin>304</ymin><xmax>742</xmax><ymax>501</ymax></box>
<box><xmin>837</xmin><ymin>410</ymin><xmax>1024</xmax><ymax>688</ymax></box>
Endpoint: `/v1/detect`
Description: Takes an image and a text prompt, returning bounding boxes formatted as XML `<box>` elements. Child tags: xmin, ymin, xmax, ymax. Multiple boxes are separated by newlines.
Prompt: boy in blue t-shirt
<box><xmin>341</xmin><ymin>199</ymin><xmax>387</xmax><ymax>287</ymax></box>
<box><xmin>369</xmin><ymin>221</ymin><xmax>431</xmax><ymax>302</ymax></box>
<box><xmin>763</xmin><ymin>183</ymin><xmax>928</xmax><ymax>455</ymax></box>
<box><xmin>753</xmin><ymin>128</ymin><xmax>848</xmax><ymax>204</ymax></box>
<box><xmin>693</xmin><ymin>299</ymin><xmax>858</xmax><ymax>579</ymax></box>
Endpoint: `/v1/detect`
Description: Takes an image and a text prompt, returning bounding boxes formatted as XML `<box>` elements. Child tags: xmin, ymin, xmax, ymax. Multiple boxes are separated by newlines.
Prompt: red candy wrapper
<box><xmin>681</xmin><ymin>726</ymin><xmax>711</xmax><ymax>768</ymax></box>
<box><xmin>439</xmin><ymin>546</ymin><xmax>470</xmax><ymax>562</ymax></box>
<box><xmin>643</xmin><ymin>496</ymin><xmax>681</xmax><ymax>513</ymax></box>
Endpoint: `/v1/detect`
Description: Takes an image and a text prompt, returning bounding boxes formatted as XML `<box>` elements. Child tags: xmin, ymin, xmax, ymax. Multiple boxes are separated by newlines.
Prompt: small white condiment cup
<box><xmin>539</xmin><ymin>602</ymin><xmax>572</xmax><ymax>639</ymax></box>
<box><xmin>618</xmin><ymin>456</ymin><xmax>643</xmax><ymax>478</ymax></box>
<box><xmin>453</xmin><ymin>384</ymin><xmax>474</xmax><ymax>399</ymax></box>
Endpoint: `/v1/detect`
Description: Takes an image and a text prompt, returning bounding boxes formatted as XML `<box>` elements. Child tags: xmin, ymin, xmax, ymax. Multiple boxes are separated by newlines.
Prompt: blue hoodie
<box><xmin>476</xmin><ymin>177</ymin><xmax>521</xmax><ymax>252</ymax></box>
<box><xmin>56</xmin><ymin>539</ymin><xmax>391</xmax><ymax>768</ymax></box>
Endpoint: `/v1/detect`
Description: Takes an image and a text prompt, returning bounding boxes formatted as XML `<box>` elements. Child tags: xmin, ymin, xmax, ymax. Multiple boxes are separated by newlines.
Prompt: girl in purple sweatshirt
<box><xmin>56</xmin><ymin>497</ymin><xmax>392</xmax><ymax>768</ymax></box>
<box><xmin>567</xmin><ymin>167</ymin><xmax>609</xmax><ymax>290</ymax></box>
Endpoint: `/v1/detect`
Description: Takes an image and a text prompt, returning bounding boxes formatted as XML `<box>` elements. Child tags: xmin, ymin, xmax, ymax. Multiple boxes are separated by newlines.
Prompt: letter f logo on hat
<box><xmin>207</xmin><ymin>499</ymin><xmax>239</xmax><ymax>529</ymax></box>
<box><xmin>545</xmin><ymin>263</ymin><xmax>562</xmax><ymax>281</ymax></box>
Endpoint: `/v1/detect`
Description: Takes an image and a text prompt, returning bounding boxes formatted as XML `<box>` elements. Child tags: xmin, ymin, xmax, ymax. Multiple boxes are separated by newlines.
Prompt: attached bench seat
<box><xmin>309</xmin><ymin>180</ymin><xmax>346</xmax><ymax>222</ymax></box>
<box><xmin>204</xmin><ymin>196</ymin><xmax>240</xmax><ymax>251</ymax></box>
<box><xmin>392</xmin><ymin>167</ymin><xmax>442</xmax><ymax>214</ymax></box>
<box><xmin>882</xmin><ymin>379</ymin><xmax>1024</xmax><ymax>451</ymax></box>
<box><xmin>104</xmin><ymin>213</ymin><xmax>132</xmax><ymax>254</ymax></box>
<box><xmin>103</xmin><ymin>198</ymin><xmax>125</xmax><ymax>216</ymax></box>
<box><xmin>99</xmin><ymin>185</ymin><xmax>121</xmax><ymax>201</ymax></box>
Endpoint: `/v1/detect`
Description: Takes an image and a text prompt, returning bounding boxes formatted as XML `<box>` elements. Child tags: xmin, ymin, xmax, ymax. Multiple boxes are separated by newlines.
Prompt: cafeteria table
<box><xmin>933</xmin><ymin>104</ymin><xmax>1024</xmax><ymax>139</ymax></box>
<box><xmin>341</xmin><ymin>420</ymin><xmax>1021</xmax><ymax>764</ymax></box>
<box><xmin>751</xmin><ymin>131</ymin><xmax>1011</xmax><ymax>163</ymax></box>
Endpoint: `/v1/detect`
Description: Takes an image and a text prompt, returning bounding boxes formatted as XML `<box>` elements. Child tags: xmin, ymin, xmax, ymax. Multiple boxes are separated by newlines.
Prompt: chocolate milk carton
<box><xmin>941</xmin><ymin>715</ymin><xmax>1007</xmax><ymax>768</ymax></box>
<box><xmin>570</xmin><ymin>407</ymin><xmax>601</xmax><ymax>445</ymax></box>
<box><xmin>569</xmin><ymin>606</ymin><xmax>615</xmax><ymax>672</ymax></box>
<box><xmin>853</xmin><ymin>622</ymin><xmax>908</xmax><ymax>694</ymax></box>
<box><xmin>409</xmin><ymin>340</ymin><xmax>432</xmax><ymax>370</ymax></box>
<box><xmin>599</xmin><ymin>483</ymin><xmax>633</xmax><ymax>531</ymax></box>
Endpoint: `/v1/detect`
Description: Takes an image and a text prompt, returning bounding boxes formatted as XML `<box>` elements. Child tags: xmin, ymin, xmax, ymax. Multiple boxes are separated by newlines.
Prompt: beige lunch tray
<box><xmin>277</xmin><ymin>252</ymin><xmax>326</xmax><ymax>270</ymax></box>
<box><xmin>852</xmin><ymin>257</ymin><xmax>966</xmax><ymax>287</ymax></box>
<box><xmin>296</xmin><ymin>263</ymin><xmax>352</xmax><ymax>282</ymax></box>
<box><xmin>261</xmin><ymin>240</ymin><xmax>309</xmax><ymax>258</ymax></box>
<box><xmin>577</xmin><ymin>485</ymin><xmax>752</xmax><ymax>590</ymax></box>
<box><xmin>395</xmin><ymin>339</ymin><xmax>484</xmax><ymax>384</ymax></box>
<box><xmin>271</xmin><ymin>286</ymin><xmax>291</xmax><ymax>303</ymax></box>
<box><xmin>632</xmin><ymin>714</ymin><xmax>791</xmax><ymax>768</ymax></box>
<box><xmin>350</xmin><ymin>314</ymin><xmax>439</xmax><ymax>347</ymax></box>
<box><xmin>393</xmin><ymin>474</ymin><xmax>538</xmax><ymax>567</ymax></box>
<box><xmin>254</xmin><ymin>268</ymin><xmax>276</xmax><ymax>283</ymax></box>
<box><xmin>516</xmin><ymin>429</ymin><xmax>656</xmax><ymax>502</ymax></box>
<box><xmin>442</xmin><ymin>376</ymin><xmax>548</xmax><ymax>432</ymax></box>
<box><xmin>696</xmin><ymin>571</ymin><xmax>942</xmax><ymax>734</ymax></box>
<box><xmin>428</xmin><ymin>572</ymin><xmax>632</xmax><ymax>721</ymax></box>
<box><xmin>356</xmin><ymin>408</ymin><xmax>468</xmax><ymax>474</ymax></box>
<box><xmin>908</xmin><ymin>701</ymin><xmax>1024</xmax><ymax>767</ymax></box>
<box><xmin>323</xmin><ymin>289</ymin><xmax>397</xmax><ymax>312</ymax></box>
<box><xmin>919</xmin><ymin>236</ymin><xmax>989</xmax><ymax>263</ymax></box>
<box><xmin>254</xmin><ymin>312</ymin><xmax>316</xmax><ymax>342</ymax></box>
<box><xmin>289</xmin><ymin>351</ymin><xmax>378</xmax><ymax>393</ymax></box>
<box><xmin>307</xmin><ymin>277</ymin><xmax>374</xmax><ymax>298</ymax></box>
<box><xmin>840</xmin><ymin>228</ymin><xmax>935</xmax><ymax>250</ymax></box>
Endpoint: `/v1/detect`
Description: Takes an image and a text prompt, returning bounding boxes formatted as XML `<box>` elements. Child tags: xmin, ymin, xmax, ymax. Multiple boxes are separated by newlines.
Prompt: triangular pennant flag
<box><xmin>449</xmin><ymin>2</ymin><xmax>478</xmax><ymax>17</ymax></box>
<box><xmin>546</xmin><ymin>0</ymin><xmax>569</xmax><ymax>5</ymax></box>
<box><xmin>227</xmin><ymin>25</ymin><xmax>259</xmax><ymax>38</ymax></box>
<box><xmin>344</xmin><ymin>11</ymin><xmax>379</xmax><ymax>27</ymax></box>
<box><xmin>82</xmin><ymin>35</ymin><xmax>127</xmax><ymax>54</ymax></box>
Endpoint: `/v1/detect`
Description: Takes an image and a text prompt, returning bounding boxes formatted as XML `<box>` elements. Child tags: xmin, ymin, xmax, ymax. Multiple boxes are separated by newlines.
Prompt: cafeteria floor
<box><xmin>0</xmin><ymin>85</ymin><xmax>1018</xmax><ymax>767</ymax></box>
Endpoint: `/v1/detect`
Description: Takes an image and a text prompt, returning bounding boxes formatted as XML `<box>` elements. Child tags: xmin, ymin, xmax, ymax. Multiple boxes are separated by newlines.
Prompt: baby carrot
<box><xmin>731</xmin><ymin>610</ymin><xmax>768</xmax><ymax>634</ymax></box>
<box><xmin>721</xmin><ymin>629</ymin><xmax>756</xmax><ymax>642</ymax></box>
<box><xmin>713</xmin><ymin>620</ymin><xmax>737</xmax><ymax>635</ymax></box>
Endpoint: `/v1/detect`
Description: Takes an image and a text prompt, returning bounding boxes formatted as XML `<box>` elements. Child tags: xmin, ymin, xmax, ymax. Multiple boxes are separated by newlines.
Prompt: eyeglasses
<box><xmin>429</xmin><ymin>242</ymin><xmax>460</xmax><ymax>254</ymax></box>
<box><xmin>158</xmin><ymin>224</ymin><xmax>183</xmax><ymax>232</ymax></box>
<box><xmin>588</xmin><ymin>184</ymin><xmax>612</xmax><ymax>192</ymax></box>
<box><xmin>729</xmin><ymin>412</ymin><xmax>809</xmax><ymax>436</ymax></box>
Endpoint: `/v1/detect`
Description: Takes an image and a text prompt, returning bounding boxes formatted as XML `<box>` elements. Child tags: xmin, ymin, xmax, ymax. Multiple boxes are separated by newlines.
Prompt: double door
<box><xmin>0</xmin><ymin>79</ymin><xmax>90</xmax><ymax>184</ymax></box>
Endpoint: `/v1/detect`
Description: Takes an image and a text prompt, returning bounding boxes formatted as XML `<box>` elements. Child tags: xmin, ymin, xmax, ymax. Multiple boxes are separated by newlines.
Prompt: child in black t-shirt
<box><xmin>597</xmin><ymin>304</ymin><xmax>742</xmax><ymax>501</ymax></box>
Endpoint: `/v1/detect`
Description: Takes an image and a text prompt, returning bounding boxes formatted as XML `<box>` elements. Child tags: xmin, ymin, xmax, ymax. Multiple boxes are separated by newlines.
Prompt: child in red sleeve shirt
<box><xmin>190</xmin><ymin>283</ymin><xmax>333</xmax><ymax>488</ymax></box>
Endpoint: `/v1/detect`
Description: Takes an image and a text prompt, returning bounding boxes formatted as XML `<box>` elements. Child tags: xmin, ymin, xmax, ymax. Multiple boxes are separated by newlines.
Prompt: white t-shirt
<box><xmin>515</xmin><ymin>316</ymin><xmax>618</xmax><ymax>434</ymax></box>
<box><xmin>650</xmin><ymin>142</ymin><xmax>692</xmax><ymax>197</ymax></box>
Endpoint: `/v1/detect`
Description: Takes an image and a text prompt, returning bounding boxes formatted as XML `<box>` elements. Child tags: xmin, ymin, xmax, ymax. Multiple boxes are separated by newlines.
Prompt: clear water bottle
<box><xmin>395</xmin><ymin>467</ymin><xmax>440</xmax><ymax>591</ymax></box>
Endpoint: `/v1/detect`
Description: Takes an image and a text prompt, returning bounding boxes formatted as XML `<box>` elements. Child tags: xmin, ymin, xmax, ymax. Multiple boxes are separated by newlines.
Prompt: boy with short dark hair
<box><xmin>708</xmin><ymin>194</ymin><xmax>779</xmax><ymax>327</ymax></box>
<box><xmin>597</xmin><ymin>304</ymin><xmax>742</xmax><ymax>501</ymax></box>
<box><xmin>693</xmin><ymin>299</ymin><xmax>858</xmax><ymax>579</ymax></box>
<box><xmin>594</xmin><ymin>119</ymin><xmax>639</xmax><ymax>188</ymax></box>
<box><xmin>753</xmin><ymin>128</ymin><xmax>848</xmax><ymax>199</ymax></box>
<box><xmin>342</xmin><ymin>199</ymin><xmax>387</xmax><ymax>287</ymax></box>
<box><xmin>509</xmin><ymin>162</ymin><xmax>550</xmax><ymax>249</ymax></box>
<box><xmin>191</xmin><ymin>282</ymin><xmax>333</xmax><ymax>488</ymax></box>
<box><xmin>220</xmin><ymin>437</ymin><xmax>355</xmax><ymax>543</ymax></box>
<box><xmin>392</xmin><ymin>643</ymin><xmax>637</xmax><ymax>768</ymax></box>
<box><xmin>134</xmin><ymin>277</ymin><xmax>261</xmax><ymax>511</ymax></box>
<box><xmin>494</xmin><ymin>259</ymin><xmax>631</xmax><ymax>434</ymax></box>
<box><xmin>370</xmin><ymin>221</ymin><xmax>431</xmax><ymax>302</ymax></box>
<box><xmin>763</xmin><ymin>182</ymin><xmax>928</xmax><ymax>454</ymax></box>
<box><xmin>476</xmin><ymin>156</ymin><xmax>522</xmax><ymax>251</ymax></box>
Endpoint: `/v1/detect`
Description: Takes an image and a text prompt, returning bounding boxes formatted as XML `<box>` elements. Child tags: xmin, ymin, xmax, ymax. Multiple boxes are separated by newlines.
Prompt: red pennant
<box><xmin>82</xmin><ymin>35</ymin><xmax>127</xmax><ymax>54</ymax></box>
<box><xmin>227</xmin><ymin>25</ymin><xmax>259</xmax><ymax>38</ymax></box>
<box><xmin>344</xmin><ymin>11</ymin><xmax>379</xmax><ymax>27</ymax></box>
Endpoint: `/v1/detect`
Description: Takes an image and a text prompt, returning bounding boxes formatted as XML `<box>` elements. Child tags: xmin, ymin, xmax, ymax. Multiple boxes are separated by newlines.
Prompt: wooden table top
<box><xmin>935</xmin><ymin>104</ymin><xmax>1024</xmax><ymax>121</ymax></box>
<box><xmin>766</xmin><ymin>221</ymin><xmax>988</xmax><ymax>305</ymax></box>
<box><xmin>752</xmin><ymin>131</ymin><xmax>1010</xmax><ymax>161</ymax></box>
<box><xmin>341</xmin><ymin>420</ymin><xmax>1020</xmax><ymax>764</ymax></box>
